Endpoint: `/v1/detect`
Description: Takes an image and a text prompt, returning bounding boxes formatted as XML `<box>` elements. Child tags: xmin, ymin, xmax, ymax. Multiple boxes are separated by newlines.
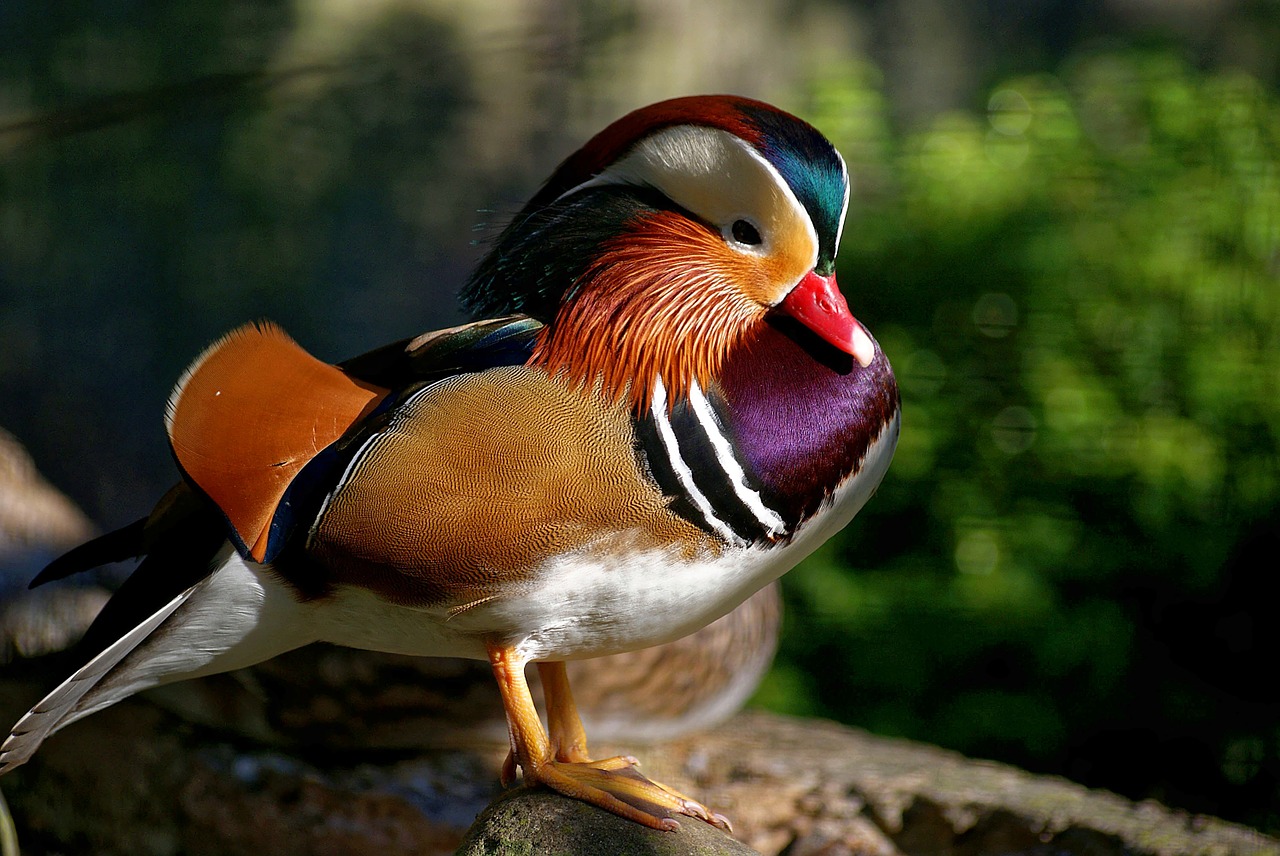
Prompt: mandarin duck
<box><xmin>0</xmin><ymin>95</ymin><xmax>899</xmax><ymax>830</ymax></box>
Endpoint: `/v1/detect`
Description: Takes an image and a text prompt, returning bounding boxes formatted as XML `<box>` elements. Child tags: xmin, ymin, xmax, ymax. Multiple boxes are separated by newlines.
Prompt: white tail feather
<box><xmin>0</xmin><ymin>548</ymin><xmax>314</xmax><ymax>775</ymax></box>
<box><xmin>0</xmin><ymin>586</ymin><xmax>196</xmax><ymax>774</ymax></box>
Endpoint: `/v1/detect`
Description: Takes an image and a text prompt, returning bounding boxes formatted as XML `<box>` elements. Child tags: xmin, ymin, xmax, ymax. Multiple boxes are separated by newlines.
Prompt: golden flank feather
<box><xmin>309</xmin><ymin>365</ymin><xmax>716</xmax><ymax>608</ymax></box>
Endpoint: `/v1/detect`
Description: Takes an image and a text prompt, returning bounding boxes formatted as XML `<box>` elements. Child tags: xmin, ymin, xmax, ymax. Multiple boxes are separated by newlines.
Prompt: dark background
<box><xmin>1</xmin><ymin>0</ymin><xmax>1277</xmax><ymax>834</ymax></box>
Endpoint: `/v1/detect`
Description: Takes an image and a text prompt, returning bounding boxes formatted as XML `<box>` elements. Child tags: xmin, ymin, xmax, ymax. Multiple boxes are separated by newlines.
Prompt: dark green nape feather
<box><xmin>461</xmin><ymin>187</ymin><xmax>667</xmax><ymax>322</ymax></box>
<box><xmin>738</xmin><ymin>103</ymin><xmax>847</xmax><ymax>274</ymax></box>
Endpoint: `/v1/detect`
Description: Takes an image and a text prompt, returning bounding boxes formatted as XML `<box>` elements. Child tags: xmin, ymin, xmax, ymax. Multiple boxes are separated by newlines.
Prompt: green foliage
<box><xmin>771</xmin><ymin>52</ymin><xmax>1280</xmax><ymax>829</ymax></box>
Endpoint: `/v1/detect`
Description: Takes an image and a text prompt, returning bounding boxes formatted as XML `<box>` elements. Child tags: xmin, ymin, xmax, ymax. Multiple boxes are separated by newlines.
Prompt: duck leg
<box><xmin>486</xmin><ymin>644</ymin><xmax>729</xmax><ymax>831</ymax></box>
<box><xmin>535</xmin><ymin>660</ymin><xmax>605</xmax><ymax>763</ymax></box>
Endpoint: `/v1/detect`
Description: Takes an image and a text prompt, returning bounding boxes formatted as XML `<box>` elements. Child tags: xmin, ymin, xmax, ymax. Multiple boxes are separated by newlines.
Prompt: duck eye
<box><xmin>730</xmin><ymin>219</ymin><xmax>762</xmax><ymax>246</ymax></box>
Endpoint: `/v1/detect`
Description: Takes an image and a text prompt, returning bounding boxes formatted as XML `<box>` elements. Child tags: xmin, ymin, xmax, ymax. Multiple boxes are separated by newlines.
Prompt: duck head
<box><xmin>463</xmin><ymin>95</ymin><xmax>875</xmax><ymax>413</ymax></box>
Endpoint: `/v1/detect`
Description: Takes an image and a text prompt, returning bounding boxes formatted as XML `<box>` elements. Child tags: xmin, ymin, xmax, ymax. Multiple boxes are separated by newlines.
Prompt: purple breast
<box><xmin>716</xmin><ymin>319</ymin><xmax>899</xmax><ymax>528</ymax></box>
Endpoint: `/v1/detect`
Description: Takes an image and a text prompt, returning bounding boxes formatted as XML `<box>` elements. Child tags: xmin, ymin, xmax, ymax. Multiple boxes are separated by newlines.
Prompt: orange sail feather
<box><xmin>165</xmin><ymin>322</ymin><xmax>387</xmax><ymax>561</ymax></box>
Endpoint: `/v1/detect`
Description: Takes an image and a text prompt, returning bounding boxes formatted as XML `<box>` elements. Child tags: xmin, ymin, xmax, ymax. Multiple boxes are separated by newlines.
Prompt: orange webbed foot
<box><xmin>488</xmin><ymin>646</ymin><xmax>732</xmax><ymax>832</ymax></box>
<box><xmin>519</xmin><ymin>754</ymin><xmax>731</xmax><ymax>832</ymax></box>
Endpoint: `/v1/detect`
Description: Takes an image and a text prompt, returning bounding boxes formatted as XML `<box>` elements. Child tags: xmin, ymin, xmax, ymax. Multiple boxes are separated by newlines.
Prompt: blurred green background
<box><xmin>2</xmin><ymin>0</ymin><xmax>1277</xmax><ymax>836</ymax></box>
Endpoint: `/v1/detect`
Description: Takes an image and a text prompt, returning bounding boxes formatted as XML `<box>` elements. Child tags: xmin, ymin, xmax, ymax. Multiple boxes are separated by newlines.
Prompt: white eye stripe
<box><xmin>556</xmin><ymin>126</ymin><xmax>820</xmax><ymax>271</ymax></box>
<box><xmin>721</xmin><ymin>132</ymin><xmax>818</xmax><ymax>265</ymax></box>
<box><xmin>835</xmin><ymin>149</ymin><xmax>850</xmax><ymax>251</ymax></box>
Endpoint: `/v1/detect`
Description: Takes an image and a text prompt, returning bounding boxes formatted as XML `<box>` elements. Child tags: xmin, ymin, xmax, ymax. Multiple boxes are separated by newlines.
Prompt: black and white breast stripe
<box><xmin>637</xmin><ymin>378</ymin><xmax>786</xmax><ymax>546</ymax></box>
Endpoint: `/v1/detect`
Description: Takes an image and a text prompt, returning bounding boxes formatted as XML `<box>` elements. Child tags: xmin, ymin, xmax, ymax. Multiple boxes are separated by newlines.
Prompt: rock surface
<box><xmin>1</xmin><ymin>679</ymin><xmax>1273</xmax><ymax>856</ymax></box>
<box><xmin>454</xmin><ymin>787</ymin><xmax>758</xmax><ymax>856</ymax></box>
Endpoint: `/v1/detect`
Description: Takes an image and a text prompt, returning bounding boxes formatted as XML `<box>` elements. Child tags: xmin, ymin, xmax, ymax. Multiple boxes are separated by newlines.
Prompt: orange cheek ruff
<box><xmin>532</xmin><ymin>212</ymin><xmax>773</xmax><ymax>413</ymax></box>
